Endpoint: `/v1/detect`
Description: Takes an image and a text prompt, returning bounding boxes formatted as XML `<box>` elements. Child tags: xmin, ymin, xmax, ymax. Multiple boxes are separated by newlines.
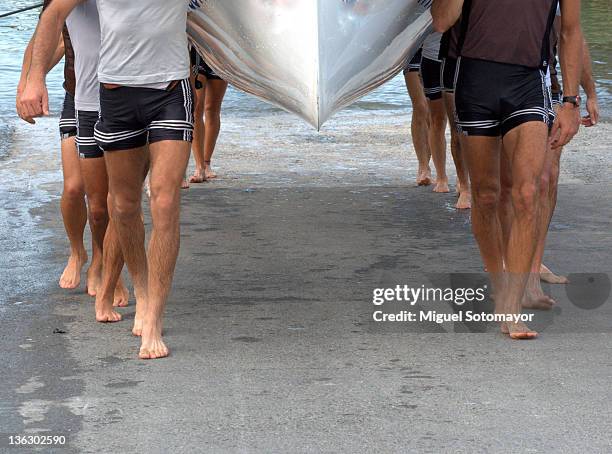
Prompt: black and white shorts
<box><xmin>190</xmin><ymin>47</ymin><xmax>222</xmax><ymax>81</ymax></box>
<box><xmin>551</xmin><ymin>91</ymin><xmax>562</xmax><ymax>107</ymax></box>
<box><xmin>59</xmin><ymin>91</ymin><xmax>77</xmax><ymax>140</ymax></box>
<box><xmin>403</xmin><ymin>48</ymin><xmax>423</xmax><ymax>74</ymax></box>
<box><xmin>76</xmin><ymin>110</ymin><xmax>103</xmax><ymax>159</ymax></box>
<box><xmin>455</xmin><ymin>57</ymin><xmax>555</xmax><ymax>137</ymax></box>
<box><xmin>420</xmin><ymin>56</ymin><xmax>443</xmax><ymax>101</ymax></box>
<box><xmin>94</xmin><ymin>80</ymin><xmax>194</xmax><ymax>152</ymax></box>
<box><xmin>441</xmin><ymin>57</ymin><xmax>458</xmax><ymax>93</ymax></box>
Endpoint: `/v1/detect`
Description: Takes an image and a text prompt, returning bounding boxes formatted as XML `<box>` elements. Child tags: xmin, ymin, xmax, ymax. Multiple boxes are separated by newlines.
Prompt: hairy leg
<box><xmin>462</xmin><ymin>135</ymin><xmax>504</xmax><ymax>298</ymax></box>
<box><xmin>428</xmin><ymin>98</ymin><xmax>449</xmax><ymax>193</ymax></box>
<box><xmin>539</xmin><ymin>144</ymin><xmax>569</xmax><ymax>284</ymax></box>
<box><xmin>94</xmin><ymin>193</ymin><xmax>130</xmax><ymax>321</ymax></box>
<box><xmin>104</xmin><ymin>147</ymin><xmax>149</xmax><ymax>333</ymax></box>
<box><xmin>202</xmin><ymin>79</ymin><xmax>228</xmax><ymax>179</ymax></box>
<box><xmin>443</xmin><ymin>92</ymin><xmax>470</xmax><ymax>208</ymax></box>
<box><xmin>140</xmin><ymin>139</ymin><xmax>190</xmax><ymax>359</ymax></box>
<box><xmin>499</xmin><ymin>122</ymin><xmax>549</xmax><ymax>338</ymax></box>
<box><xmin>404</xmin><ymin>71</ymin><xmax>432</xmax><ymax>185</ymax></box>
<box><xmin>59</xmin><ymin>136</ymin><xmax>88</xmax><ymax>289</ymax></box>
<box><xmin>79</xmin><ymin>157</ymin><xmax>109</xmax><ymax>296</ymax></box>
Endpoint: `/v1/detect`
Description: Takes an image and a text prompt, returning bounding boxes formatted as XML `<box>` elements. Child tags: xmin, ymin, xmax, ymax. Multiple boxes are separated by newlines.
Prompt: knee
<box><xmin>88</xmin><ymin>202</ymin><xmax>109</xmax><ymax>227</ymax></box>
<box><xmin>150</xmin><ymin>190</ymin><xmax>180</xmax><ymax>229</ymax></box>
<box><xmin>511</xmin><ymin>182</ymin><xmax>539</xmax><ymax>215</ymax></box>
<box><xmin>204</xmin><ymin>107</ymin><xmax>221</xmax><ymax>122</ymax></box>
<box><xmin>472</xmin><ymin>186</ymin><xmax>500</xmax><ymax>211</ymax></box>
<box><xmin>63</xmin><ymin>181</ymin><xmax>84</xmax><ymax>200</ymax></box>
<box><xmin>430</xmin><ymin>109</ymin><xmax>447</xmax><ymax>130</ymax></box>
<box><xmin>538</xmin><ymin>171</ymin><xmax>552</xmax><ymax>198</ymax></box>
<box><xmin>112</xmin><ymin>195</ymin><xmax>140</xmax><ymax>223</ymax></box>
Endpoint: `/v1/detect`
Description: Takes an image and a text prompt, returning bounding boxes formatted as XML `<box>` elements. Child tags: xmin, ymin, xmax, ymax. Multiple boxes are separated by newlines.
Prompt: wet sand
<box><xmin>1</xmin><ymin>110</ymin><xmax>612</xmax><ymax>452</ymax></box>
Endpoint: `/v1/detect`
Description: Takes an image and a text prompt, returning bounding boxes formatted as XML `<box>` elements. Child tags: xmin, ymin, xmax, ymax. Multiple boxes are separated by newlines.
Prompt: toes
<box><xmin>509</xmin><ymin>331</ymin><xmax>538</xmax><ymax>340</ymax></box>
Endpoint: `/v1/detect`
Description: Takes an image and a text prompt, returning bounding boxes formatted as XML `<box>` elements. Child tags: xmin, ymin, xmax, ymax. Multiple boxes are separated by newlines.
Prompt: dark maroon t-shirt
<box><xmin>42</xmin><ymin>0</ymin><xmax>76</xmax><ymax>95</ymax></box>
<box><xmin>458</xmin><ymin>0</ymin><xmax>559</xmax><ymax>69</ymax></box>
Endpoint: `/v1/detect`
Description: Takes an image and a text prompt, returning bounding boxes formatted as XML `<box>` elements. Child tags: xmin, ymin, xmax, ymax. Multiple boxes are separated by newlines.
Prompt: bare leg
<box><xmin>94</xmin><ymin>192</ymin><xmax>131</xmax><ymax>322</ymax></box>
<box><xmin>462</xmin><ymin>135</ymin><xmax>505</xmax><ymax>302</ymax></box>
<box><xmin>59</xmin><ymin>136</ymin><xmax>88</xmax><ymax>289</ymax></box>
<box><xmin>189</xmin><ymin>75</ymin><xmax>206</xmax><ymax>183</ymax></box>
<box><xmin>104</xmin><ymin>147</ymin><xmax>149</xmax><ymax>335</ymax></box>
<box><xmin>79</xmin><ymin>157</ymin><xmax>108</xmax><ymax>296</ymax></box>
<box><xmin>520</xmin><ymin>143</ymin><xmax>559</xmax><ymax>309</ymax></box>
<box><xmin>443</xmin><ymin>92</ymin><xmax>470</xmax><ymax>208</ymax></box>
<box><xmin>538</xmin><ymin>144</ymin><xmax>569</xmax><ymax>284</ymax></box>
<box><xmin>141</xmin><ymin>140</ymin><xmax>191</xmax><ymax>359</ymax></box>
<box><xmin>428</xmin><ymin>98</ymin><xmax>449</xmax><ymax>193</ymax></box>
<box><xmin>202</xmin><ymin>79</ymin><xmax>228</xmax><ymax>179</ymax></box>
<box><xmin>404</xmin><ymin>71</ymin><xmax>432</xmax><ymax>185</ymax></box>
<box><xmin>498</xmin><ymin>122</ymin><xmax>549</xmax><ymax>338</ymax></box>
<box><xmin>499</xmin><ymin>147</ymin><xmax>513</xmax><ymax>261</ymax></box>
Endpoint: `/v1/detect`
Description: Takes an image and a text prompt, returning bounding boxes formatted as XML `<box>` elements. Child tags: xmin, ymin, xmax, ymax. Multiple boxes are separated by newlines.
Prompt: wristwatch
<box><xmin>562</xmin><ymin>95</ymin><xmax>581</xmax><ymax>108</ymax></box>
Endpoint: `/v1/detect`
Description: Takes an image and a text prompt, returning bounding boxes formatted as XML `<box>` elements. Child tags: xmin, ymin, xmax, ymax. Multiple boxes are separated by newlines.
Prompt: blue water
<box><xmin>1</xmin><ymin>0</ymin><xmax>611</xmax><ymax>158</ymax></box>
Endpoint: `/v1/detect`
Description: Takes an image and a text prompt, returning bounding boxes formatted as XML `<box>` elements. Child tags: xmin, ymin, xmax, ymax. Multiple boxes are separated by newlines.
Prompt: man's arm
<box><xmin>579</xmin><ymin>38</ymin><xmax>598</xmax><ymax>126</ymax></box>
<box><xmin>17</xmin><ymin>32</ymin><xmax>64</xmax><ymax>123</ymax></box>
<box><xmin>551</xmin><ymin>0</ymin><xmax>582</xmax><ymax>147</ymax></box>
<box><xmin>20</xmin><ymin>0</ymin><xmax>81</xmax><ymax>119</ymax></box>
<box><xmin>431</xmin><ymin>0</ymin><xmax>464</xmax><ymax>33</ymax></box>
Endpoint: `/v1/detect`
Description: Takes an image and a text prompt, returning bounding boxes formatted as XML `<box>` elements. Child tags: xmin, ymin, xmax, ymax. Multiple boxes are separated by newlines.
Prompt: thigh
<box><xmin>148</xmin><ymin>141</ymin><xmax>191</xmax><ymax>194</ymax></box>
<box><xmin>462</xmin><ymin>136</ymin><xmax>502</xmax><ymax>189</ymax></box>
<box><xmin>61</xmin><ymin>136</ymin><xmax>82</xmax><ymax>187</ymax></box>
<box><xmin>104</xmin><ymin>146</ymin><xmax>148</xmax><ymax>205</ymax></box>
<box><xmin>204</xmin><ymin>79</ymin><xmax>228</xmax><ymax>112</ymax></box>
<box><xmin>79</xmin><ymin>157</ymin><xmax>109</xmax><ymax>205</ymax></box>
<box><xmin>405</xmin><ymin>72</ymin><xmax>427</xmax><ymax>106</ymax></box>
<box><xmin>443</xmin><ymin>92</ymin><xmax>457</xmax><ymax>128</ymax></box>
<box><xmin>502</xmin><ymin>122</ymin><xmax>549</xmax><ymax>184</ymax></box>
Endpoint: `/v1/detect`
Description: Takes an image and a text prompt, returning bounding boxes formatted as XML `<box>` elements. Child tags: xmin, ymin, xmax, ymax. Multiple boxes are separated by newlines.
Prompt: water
<box><xmin>1</xmin><ymin>2</ymin><xmax>611</xmax><ymax>139</ymax></box>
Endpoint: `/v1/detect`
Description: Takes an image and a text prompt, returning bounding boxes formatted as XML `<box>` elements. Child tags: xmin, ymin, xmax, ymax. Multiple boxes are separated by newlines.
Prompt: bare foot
<box><xmin>433</xmin><ymin>178</ymin><xmax>450</xmax><ymax>193</ymax></box>
<box><xmin>95</xmin><ymin>290</ymin><xmax>123</xmax><ymax>323</ymax></box>
<box><xmin>189</xmin><ymin>168</ymin><xmax>206</xmax><ymax>183</ymax></box>
<box><xmin>96</xmin><ymin>308</ymin><xmax>122</xmax><ymax>323</ymax></box>
<box><xmin>113</xmin><ymin>277</ymin><xmax>130</xmax><ymax>307</ymax></box>
<box><xmin>132</xmin><ymin>318</ymin><xmax>144</xmax><ymax>337</ymax></box>
<box><xmin>416</xmin><ymin>167</ymin><xmax>432</xmax><ymax>186</ymax></box>
<box><xmin>204</xmin><ymin>164</ymin><xmax>217</xmax><ymax>179</ymax></box>
<box><xmin>522</xmin><ymin>273</ymin><xmax>555</xmax><ymax>310</ymax></box>
<box><xmin>139</xmin><ymin>319</ymin><xmax>169</xmax><ymax>359</ymax></box>
<box><xmin>181</xmin><ymin>178</ymin><xmax>190</xmax><ymax>190</ymax></box>
<box><xmin>59</xmin><ymin>249</ymin><xmax>87</xmax><ymax>289</ymax></box>
<box><xmin>86</xmin><ymin>262</ymin><xmax>102</xmax><ymax>297</ymax></box>
<box><xmin>540</xmin><ymin>264</ymin><xmax>569</xmax><ymax>284</ymax></box>
<box><xmin>501</xmin><ymin>321</ymin><xmax>538</xmax><ymax>339</ymax></box>
<box><xmin>456</xmin><ymin>190</ymin><xmax>472</xmax><ymax>210</ymax></box>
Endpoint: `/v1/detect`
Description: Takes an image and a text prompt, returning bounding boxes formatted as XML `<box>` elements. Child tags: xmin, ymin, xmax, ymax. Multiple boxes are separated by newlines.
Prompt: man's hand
<box><xmin>19</xmin><ymin>77</ymin><xmax>49</xmax><ymax>122</ymax></box>
<box><xmin>550</xmin><ymin>104</ymin><xmax>580</xmax><ymax>147</ymax></box>
<box><xmin>581</xmin><ymin>96</ymin><xmax>599</xmax><ymax>127</ymax></box>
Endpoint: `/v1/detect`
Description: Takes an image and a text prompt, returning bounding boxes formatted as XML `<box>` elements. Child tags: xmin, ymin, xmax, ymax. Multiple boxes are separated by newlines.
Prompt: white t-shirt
<box><xmin>96</xmin><ymin>0</ymin><xmax>190</xmax><ymax>85</ymax></box>
<box><xmin>65</xmin><ymin>0</ymin><xmax>100</xmax><ymax>111</ymax></box>
<box><xmin>421</xmin><ymin>31</ymin><xmax>442</xmax><ymax>62</ymax></box>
